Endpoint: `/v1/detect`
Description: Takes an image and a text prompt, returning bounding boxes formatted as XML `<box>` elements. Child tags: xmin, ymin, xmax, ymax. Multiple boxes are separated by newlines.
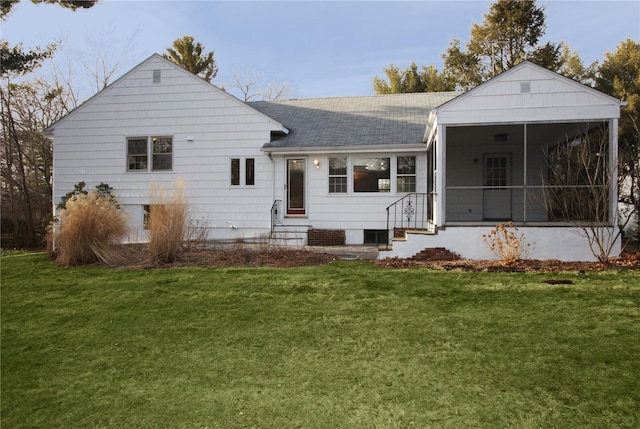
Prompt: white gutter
<box><xmin>260</xmin><ymin>143</ymin><xmax>427</xmax><ymax>156</ymax></box>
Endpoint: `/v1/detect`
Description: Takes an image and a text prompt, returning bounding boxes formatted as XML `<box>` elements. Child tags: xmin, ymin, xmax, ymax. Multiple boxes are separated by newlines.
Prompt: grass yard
<box><xmin>1</xmin><ymin>253</ymin><xmax>639</xmax><ymax>428</ymax></box>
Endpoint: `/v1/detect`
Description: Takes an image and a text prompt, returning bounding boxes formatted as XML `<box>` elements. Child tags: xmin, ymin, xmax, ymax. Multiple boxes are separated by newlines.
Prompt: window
<box><xmin>231</xmin><ymin>158</ymin><xmax>240</xmax><ymax>185</ymax></box>
<box><xmin>127</xmin><ymin>138</ymin><xmax>148</xmax><ymax>171</ymax></box>
<box><xmin>143</xmin><ymin>205</ymin><xmax>151</xmax><ymax>229</ymax></box>
<box><xmin>245</xmin><ymin>158</ymin><xmax>255</xmax><ymax>186</ymax></box>
<box><xmin>329</xmin><ymin>157</ymin><xmax>347</xmax><ymax>193</ymax></box>
<box><xmin>127</xmin><ymin>136</ymin><xmax>172</xmax><ymax>171</ymax></box>
<box><xmin>364</xmin><ymin>229</ymin><xmax>389</xmax><ymax>244</ymax></box>
<box><xmin>152</xmin><ymin>137</ymin><xmax>172</xmax><ymax>170</ymax></box>
<box><xmin>230</xmin><ymin>157</ymin><xmax>255</xmax><ymax>186</ymax></box>
<box><xmin>485</xmin><ymin>156</ymin><xmax>508</xmax><ymax>189</ymax></box>
<box><xmin>397</xmin><ymin>156</ymin><xmax>416</xmax><ymax>192</ymax></box>
<box><xmin>153</xmin><ymin>69</ymin><xmax>161</xmax><ymax>83</ymax></box>
<box><xmin>353</xmin><ymin>157</ymin><xmax>390</xmax><ymax>192</ymax></box>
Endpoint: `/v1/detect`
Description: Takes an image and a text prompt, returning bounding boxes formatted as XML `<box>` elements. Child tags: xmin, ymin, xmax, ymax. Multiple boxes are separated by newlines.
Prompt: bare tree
<box><xmin>1</xmin><ymin>78</ymin><xmax>70</xmax><ymax>246</ymax></box>
<box><xmin>541</xmin><ymin>124</ymin><xmax>635</xmax><ymax>262</ymax></box>
<box><xmin>221</xmin><ymin>70</ymin><xmax>294</xmax><ymax>102</ymax></box>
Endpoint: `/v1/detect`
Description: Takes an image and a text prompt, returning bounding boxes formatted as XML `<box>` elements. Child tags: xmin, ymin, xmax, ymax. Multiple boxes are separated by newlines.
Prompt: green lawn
<box><xmin>2</xmin><ymin>253</ymin><xmax>639</xmax><ymax>428</ymax></box>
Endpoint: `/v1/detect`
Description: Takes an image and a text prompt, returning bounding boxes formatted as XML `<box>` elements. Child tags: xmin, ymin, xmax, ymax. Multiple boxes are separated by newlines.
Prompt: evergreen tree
<box><xmin>441</xmin><ymin>0</ymin><xmax>583</xmax><ymax>90</ymax></box>
<box><xmin>372</xmin><ymin>63</ymin><xmax>454</xmax><ymax>95</ymax></box>
<box><xmin>163</xmin><ymin>36</ymin><xmax>218</xmax><ymax>82</ymax></box>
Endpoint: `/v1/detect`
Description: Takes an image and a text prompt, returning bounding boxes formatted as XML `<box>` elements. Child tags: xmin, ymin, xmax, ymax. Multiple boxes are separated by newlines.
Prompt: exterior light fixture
<box><xmin>314</xmin><ymin>159</ymin><xmax>320</xmax><ymax>168</ymax></box>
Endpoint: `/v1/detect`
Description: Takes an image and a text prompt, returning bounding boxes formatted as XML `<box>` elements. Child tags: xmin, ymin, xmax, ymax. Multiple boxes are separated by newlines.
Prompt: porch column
<box><xmin>436</xmin><ymin>124</ymin><xmax>446</xmax><ymax>226</ymax></box>
<box><xmin>523</xmin><ymin>123</ymin><xmax>528</xmax><ymax>224</ymax></box>
<box><xmin>609</xmin><ymin>118</ymin><xmax>619</xmax><ymax>225</ymax></box>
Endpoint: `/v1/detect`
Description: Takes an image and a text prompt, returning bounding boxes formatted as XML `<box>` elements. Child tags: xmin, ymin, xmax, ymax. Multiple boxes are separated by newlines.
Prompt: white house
<box><xmin>46</xmin><ymin>54</ymin><xmax>622</xmax><ymax>261</ymax></box>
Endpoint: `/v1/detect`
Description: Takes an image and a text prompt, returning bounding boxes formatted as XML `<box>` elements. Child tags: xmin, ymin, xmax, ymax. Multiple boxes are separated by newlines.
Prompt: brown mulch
<box><xmin>375</xmin><ymin>241</ymin><xmax>640</xmax><ymax>272</ymax></box>
<box><xmin>112</xmin><ymin>242</ymin><xmax>640</xmax><ymax>272</ymax></box>
<box><xmin>374</xmin><ymin>255</ymin><xmax>640</xmax><ymax>272</ymax></box>
<box><xmin>119</xmin><ymin>246</ymin><xmax>339</xmax><ymax>269</ymax></box>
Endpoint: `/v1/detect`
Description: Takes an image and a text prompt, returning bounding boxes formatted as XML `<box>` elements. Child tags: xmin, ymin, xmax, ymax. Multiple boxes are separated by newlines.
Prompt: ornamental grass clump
<box><xmin>54</xmin><ymin>190</ymin><xmax>129</xmax><ymax>266</ymax></box>
<box><xmin>482</xmin><ymin>222</ymin><xmax>531</xmax><ymax>265</ymax></box>
<box><xmin>147</xmin><ymin>179</ymin><xmax>189</xmax><ymax>264</ymax></box>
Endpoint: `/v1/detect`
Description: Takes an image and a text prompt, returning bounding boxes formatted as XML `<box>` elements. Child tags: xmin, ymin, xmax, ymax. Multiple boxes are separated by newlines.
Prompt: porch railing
<box><xmin>271</xmin><ymin>199</ymin><xmax>282</xmax><ymax>235</ymax></box>
<box><xmin>385</xmin><ymin>193</ymin><xmax>434</xmax><ymax>249</ymax></box>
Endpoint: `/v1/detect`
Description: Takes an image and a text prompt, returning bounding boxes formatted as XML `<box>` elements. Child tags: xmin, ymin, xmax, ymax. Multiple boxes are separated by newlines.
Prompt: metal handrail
<box><xmin>385</xmin><ymin>193</ymin><xmax>433</xmax><ymax>250</ymax></box>
<box><xmin>270</xmin><ymin>199</ymin><xmax>282</xmax><ymax>236</ymax></box>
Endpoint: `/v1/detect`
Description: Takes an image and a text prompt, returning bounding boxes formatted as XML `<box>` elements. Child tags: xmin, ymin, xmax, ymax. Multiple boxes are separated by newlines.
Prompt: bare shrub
<box><xmin>483</xmin><ymin>222</ymin><xmax>531</xmax><ymax>264</ymax></box>
<box><xmin>541</xmin><ymin>124</ymin><xmax>633</xmax><ymax>262</ymax></box>
<box><xmin>147</xmin><ymin>179</ymin><xmax>205</xmax><ymax>263</ymax></box>
<box><xmin>55</xmin><ymin>190</ymin><xmax>129</xmax><ymax>266</ymax></box>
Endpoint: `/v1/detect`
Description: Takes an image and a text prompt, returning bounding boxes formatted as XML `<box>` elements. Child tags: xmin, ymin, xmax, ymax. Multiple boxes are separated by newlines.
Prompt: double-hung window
<box><xmin>397</xmin><ymin>156</ymin><xmax>416</xmax><ymax>192</ymax></box>
<box><xmin>127</xmin><ymin>136</ymin><xmax>172</xmax><ymax>171</ymax></box>
<box><xmin>329</xmin><ymin>157</ymin><xmax>347</xmax><ymax>193</ymax></box>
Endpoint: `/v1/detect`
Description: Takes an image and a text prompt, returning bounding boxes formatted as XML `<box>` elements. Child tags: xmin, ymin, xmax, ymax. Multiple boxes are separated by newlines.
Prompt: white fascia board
<box><xmin>423</xmin><ymin>110</ymin><xmax>438</xmax><ymax>144</ymax></box>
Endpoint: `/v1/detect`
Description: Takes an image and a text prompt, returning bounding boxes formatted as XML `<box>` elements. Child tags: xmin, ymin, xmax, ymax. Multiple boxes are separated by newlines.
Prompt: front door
<box><xmin>286</xmin><ymin>158</ymin><xmax>305</xmax><ymax>215</ymax></box>
<box><xmin>483</xmin><ymin>154</ymin><xmax>511</xmax><ymax>220</ymax></box>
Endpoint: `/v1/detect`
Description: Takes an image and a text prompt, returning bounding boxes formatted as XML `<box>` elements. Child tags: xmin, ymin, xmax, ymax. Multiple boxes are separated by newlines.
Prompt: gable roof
<box><xmin>431</xmin><ymin>60</ymin><xmax>620</xmax><ymax>126</ymax></box>
<box><xmin>251</xmin><ymin>92</ymin><xmax>459</xmax><ymax>152</ymax></box>
<box><xmin>44</xmin><ymin>53</ymin><xmax>288</xmax><ymax>135</ymax></box>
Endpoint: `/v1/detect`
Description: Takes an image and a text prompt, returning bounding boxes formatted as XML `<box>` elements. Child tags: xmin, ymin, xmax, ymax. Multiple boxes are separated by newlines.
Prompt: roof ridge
<box><xmin>249</xmin><ymin>91</ymin><xmax>461</xmax><ymax>104</ymax></box>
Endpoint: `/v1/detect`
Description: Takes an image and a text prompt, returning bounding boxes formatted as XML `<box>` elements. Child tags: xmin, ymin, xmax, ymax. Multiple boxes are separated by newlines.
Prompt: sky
<box><xmin>2</xmin><ymin>0</ymin><xmax>639</xmax><ymax>100</ymax></box>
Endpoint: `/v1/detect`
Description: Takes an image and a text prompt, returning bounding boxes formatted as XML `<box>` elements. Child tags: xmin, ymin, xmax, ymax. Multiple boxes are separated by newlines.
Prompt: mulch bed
<box><xmin>118</xmin><ymin>242</ymin><xmax>640</xmax><ymax>272</ymax></box>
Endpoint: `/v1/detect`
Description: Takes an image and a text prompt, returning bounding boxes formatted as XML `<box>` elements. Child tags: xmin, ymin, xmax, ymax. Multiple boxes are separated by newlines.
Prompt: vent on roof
<box><xmin>520</xmin><ymin>81</ymin><xmax>531</xmax><ymax>93</ymax></box>
<box><xmin>153</xmin><ymin>69</ymin><xmax>161</xmax><ymax>84</ymax></box>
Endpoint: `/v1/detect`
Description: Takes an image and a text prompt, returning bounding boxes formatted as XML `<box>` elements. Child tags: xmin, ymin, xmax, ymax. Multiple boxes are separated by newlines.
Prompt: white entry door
<box><xmin>483</xmin><ymin>154</ymin><xmax>511</xmax><ymax>220</ymax></box>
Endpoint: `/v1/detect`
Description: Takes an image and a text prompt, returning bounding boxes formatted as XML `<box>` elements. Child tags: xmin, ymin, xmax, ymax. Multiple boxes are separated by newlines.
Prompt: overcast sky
<box><xmin>3</xmin><ymin>0</ymin><xmax>639</xmax><ymax>100</ymax></box>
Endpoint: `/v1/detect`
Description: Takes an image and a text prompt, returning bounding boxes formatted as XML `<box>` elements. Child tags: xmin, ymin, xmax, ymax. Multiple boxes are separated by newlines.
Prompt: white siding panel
<box><xmin>52</xmin><ymin>55</ymin><xmax>280</xmax><ymax>242</ymax></box>
<box><xmin>437</xmin><ymin>63</ymin><xmax>620</xmax><ymax>125</ymax></box>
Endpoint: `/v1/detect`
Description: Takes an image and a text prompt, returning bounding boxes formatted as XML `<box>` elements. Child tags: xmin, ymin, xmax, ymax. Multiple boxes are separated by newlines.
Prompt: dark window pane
<box><xmin>231</xmin><ymin>158</ymin><xmax>240</xmax><ymax>186</ymax></box>
<box><xmin>245</xmin><ymin>158</ymin><xmax>255</xmax><ymax>186</ymax></box>
<box><xmin>127</xmin><ymin>138</ymin><xmax>148</xmax><ymax>171</ymax></box>
<box><xmin>329</xmin><ymin>157</ymin><xmax>347</xmax><ymax>175</ymax></box>
<box><xmin>353</xmin><ymin>157</ymin><xmax>390</xmax><ymax>192</ymax></box>
<box><xmin>397</xmin><ymin>156</ymin><xmax>416</xmax><ymax>174</ymax></box>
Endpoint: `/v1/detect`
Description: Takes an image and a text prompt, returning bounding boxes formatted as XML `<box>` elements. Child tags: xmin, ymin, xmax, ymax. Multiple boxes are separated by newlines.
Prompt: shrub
<box><xmin>55</xmin><ymin>190</ymin><xmax>129</xmax><ymax>266</ymax></box>
<box><xmin>147</xmin><ymin>179</ymin><xmax>190</xmax><ymax>264</ymax></box>
<box><xmin>482</xmin><ymin>222</ymin><xmax>531</xmax><ymax>265</ymax></box>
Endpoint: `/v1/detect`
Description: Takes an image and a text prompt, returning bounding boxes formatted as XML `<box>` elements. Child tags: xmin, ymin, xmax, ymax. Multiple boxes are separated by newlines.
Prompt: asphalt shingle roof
<box><xmin>249</xmin><ymin>92</ymin><xmax>460</xmax><ymax>150</ymax></box>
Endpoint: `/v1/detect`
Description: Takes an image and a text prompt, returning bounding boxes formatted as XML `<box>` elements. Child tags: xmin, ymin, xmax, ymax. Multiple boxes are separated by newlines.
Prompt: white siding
<box><xmin>52</xmin><ymin>55</ymin><xmax>283</xmax><ymax>240</ymax></box>
<box><xmin>437</xmin><ymin>62</ymin><xmax>620</xmax><ymax>125</ymax></box>
<box><xmin>272</xmin><ymin>152</ymin><xmax>427</xmax><ymax>245</ymax></box>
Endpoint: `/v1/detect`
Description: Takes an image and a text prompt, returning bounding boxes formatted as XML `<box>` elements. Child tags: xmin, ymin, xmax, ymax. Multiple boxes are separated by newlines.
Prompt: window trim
<box><xmin>328</xmin><ymin>157</ymin><xmax>348</xmax><ymax>194</ymax></box>
<box><xmin>352</xmin><ymin>156</ymin><xmax>391</xmax><ymax>193</ymax></box>
<box><xmin>397</xmin><ymin>156</ymin><xmax>417</xmax><ymax>193</ymax></box>
<box><xmin>325</xmin><ymin>154</ymin><xmax>419</xmax><ymax>195</ymax></box>
<box><xmin>229</xmin><ymin>156</ymin><xmax>256</xmax><ymax>187</ymax></box>
<box><xmin>126</xmin><ymin>135</ymin><xmax>173</xmax><ymax>172</ymax></box>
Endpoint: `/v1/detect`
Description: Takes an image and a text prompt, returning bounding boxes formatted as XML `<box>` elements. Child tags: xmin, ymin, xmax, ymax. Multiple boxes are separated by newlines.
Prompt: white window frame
<box><xmin>325</xmin><ymin>154</ymin><xmax>419</xmax><ymax>195</ymax></box>
<box><xmin>328</xmin><ymin>157</ymin><xmax>348</xmax><ymax>194</ymax></box>
<box><xmin>126</xmin><ymin>136</ymin><xmax>173</xmax><ymax>172</ymax></box>
<box><xmin>397</xmin><ymin>156</ymin><xmax>417</xmax><ymax>193</ymax></box>
<box><xmin>229</xmin><ymin>157</ymin><xmax>256</xmax><ymax>187</ymax></box>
